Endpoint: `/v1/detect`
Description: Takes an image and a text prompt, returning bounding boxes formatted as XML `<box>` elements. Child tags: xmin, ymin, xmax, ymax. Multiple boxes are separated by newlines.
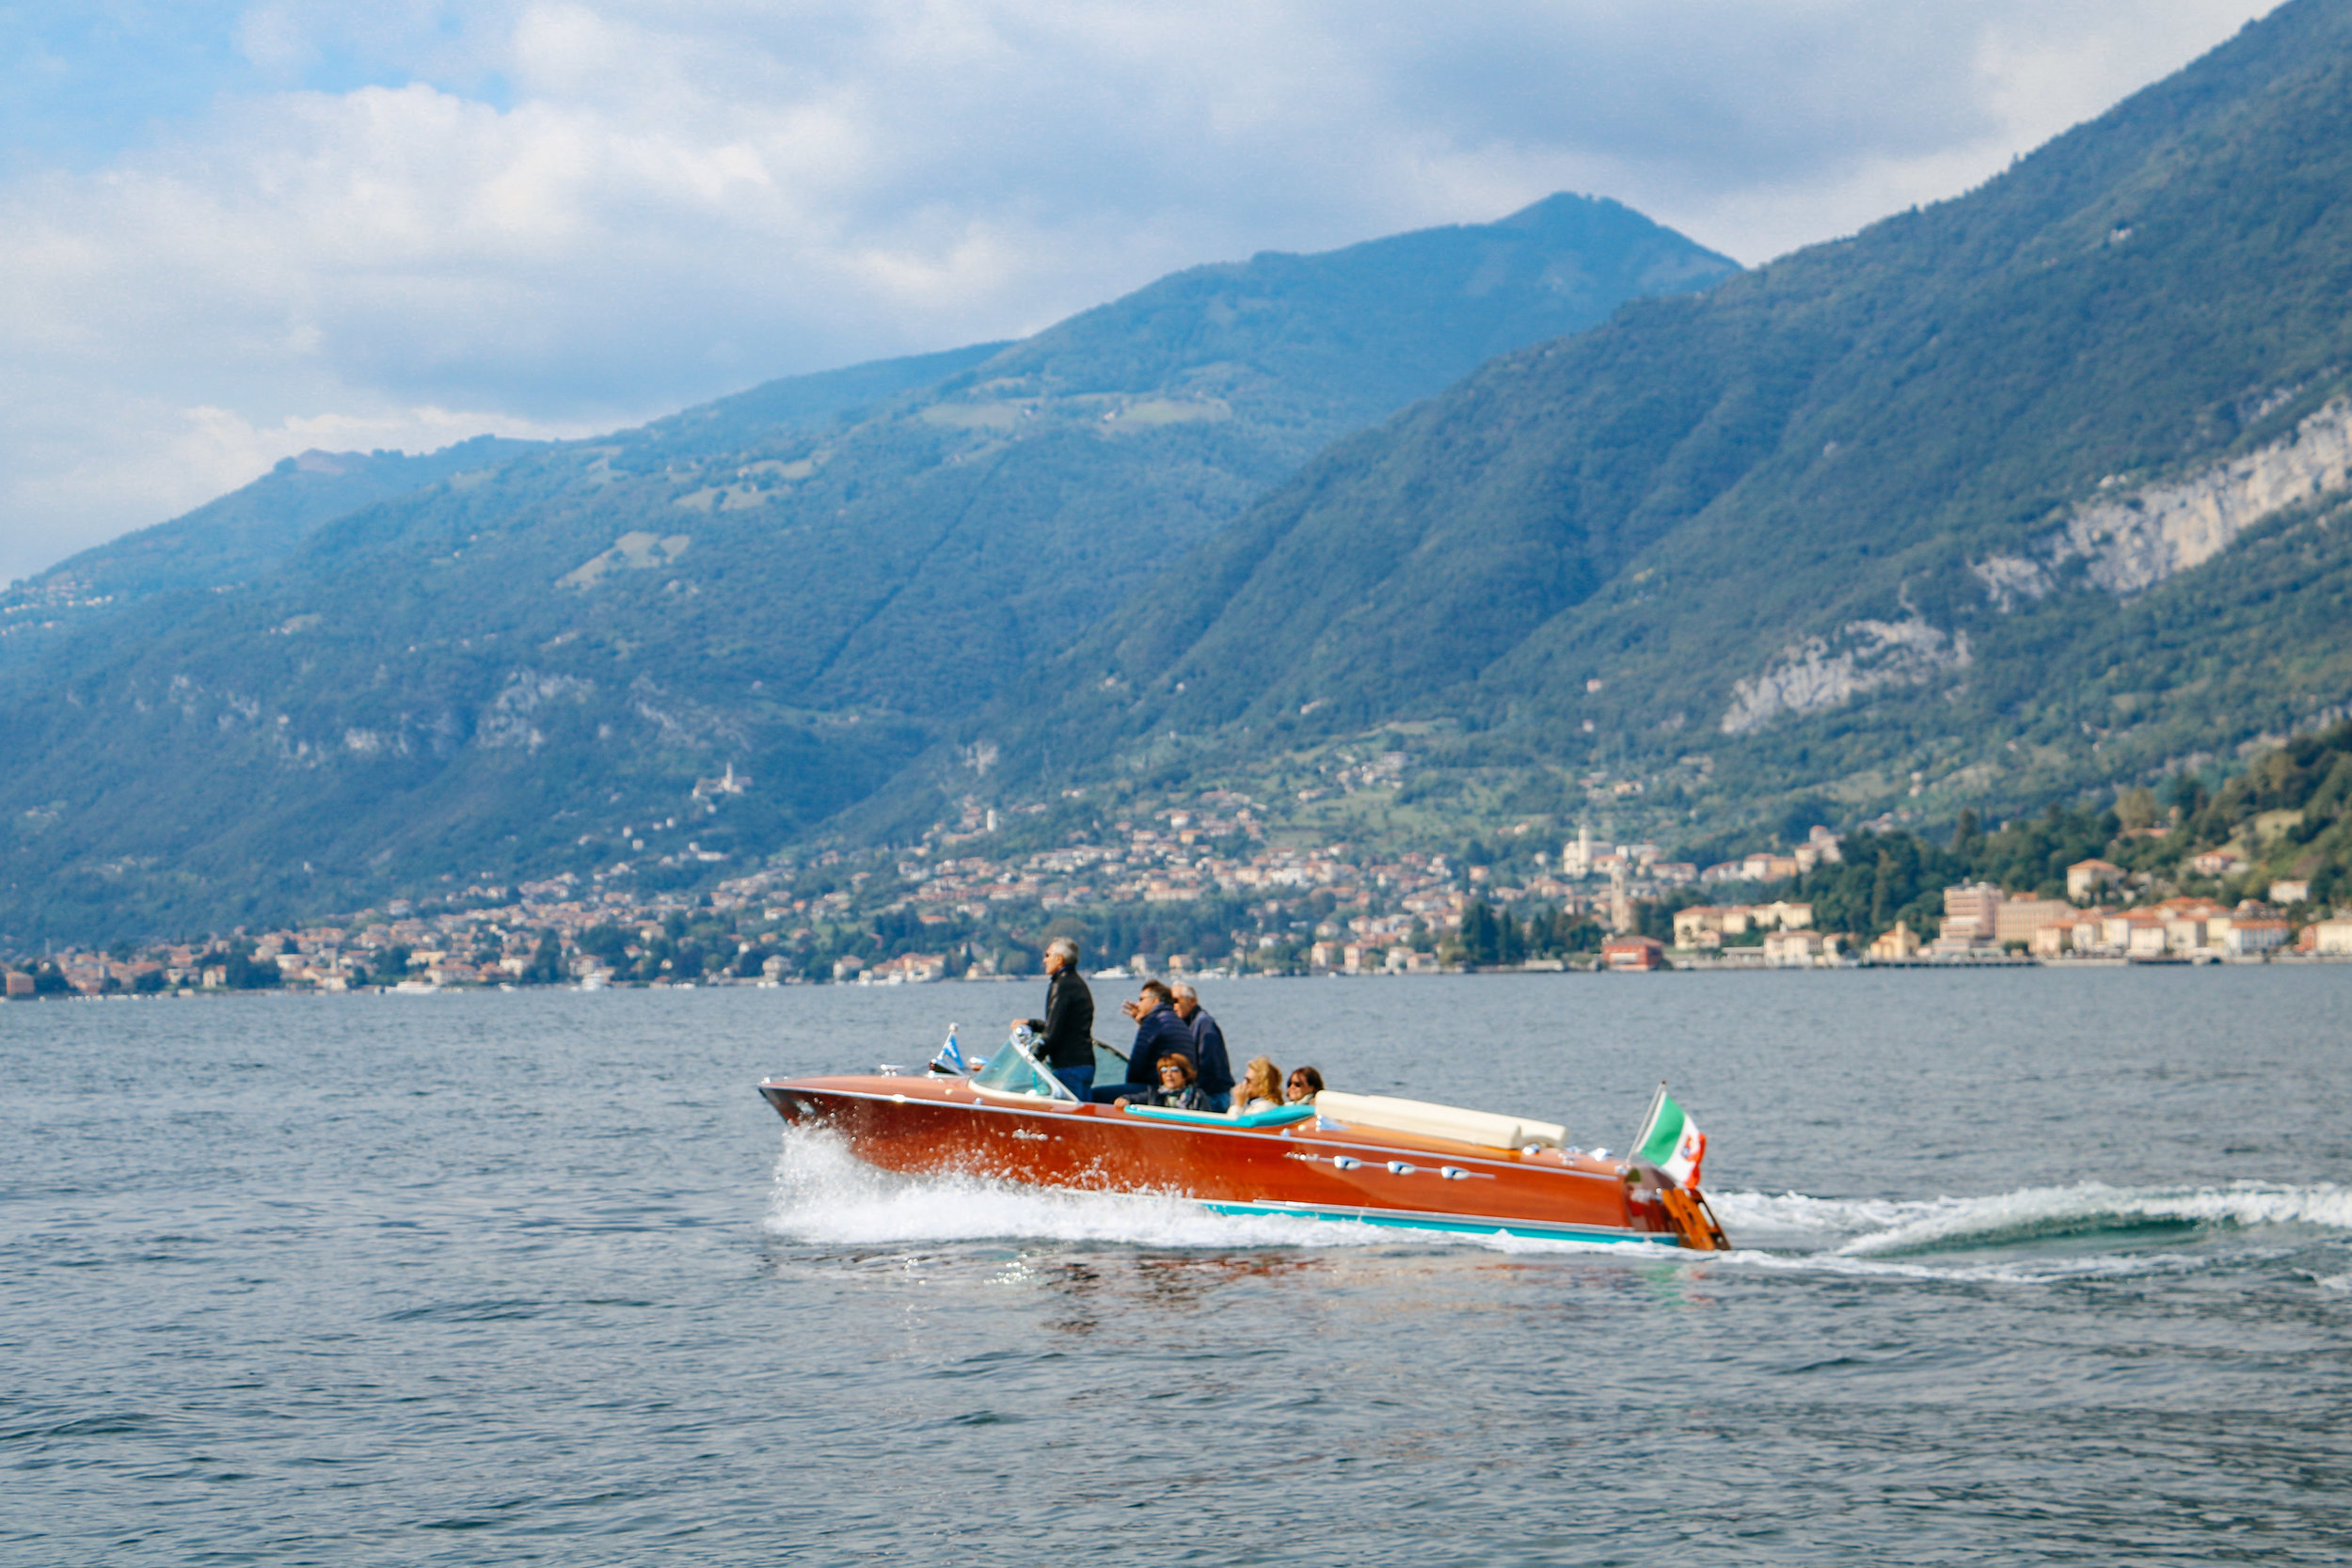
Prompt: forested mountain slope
<box><xmin>0</xmin><ymin>438</ymin><xmax>540</xmax><ymax>668</ymax></box>
<box><xmin>0</xmin><ymin>342</ymin><xmax>1007</xmax><ymax>676</ymax></box>
<box><xmin>0</xmin><ymin>196</ymin><xmax>1735</xmax><ymax>943</ymax></box>
<box><xmin>997</xmin><ymin>0</ymin><xmax>2352</xmax><ymax>843</ymax></box>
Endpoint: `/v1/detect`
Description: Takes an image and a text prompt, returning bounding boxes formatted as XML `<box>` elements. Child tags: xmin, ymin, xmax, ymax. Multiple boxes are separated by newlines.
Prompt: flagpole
<box><xmin>1636</xmin><ymin>1080</ymin><xmax>1665</xmax><ymax>1150</ymax></box>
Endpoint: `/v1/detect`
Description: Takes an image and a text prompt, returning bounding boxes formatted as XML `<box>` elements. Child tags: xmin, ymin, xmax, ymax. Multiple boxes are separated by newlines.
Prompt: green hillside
<box><xmin>636</xmin><ymin>340</ymin><xmax>1009</xmax><ymax>451</ymax></box>
<box><xmin>0</xmin><ymin>438</ymin><xmax>539</xmax><ymax>668</ymax></box>
<box><xmin>0</xmin><ymin>342</ymin><xmax>1004</xmax><ymax>674</ymax></box>
<box><xmin>0</xmin><ymin>195</ymin><xmax>1736</xmax><ymax>945</ymax></box>
<box><xmin>992</xmin><ymin>0</ymin><xmax>2352</xmax><ymax>848</ymax></box>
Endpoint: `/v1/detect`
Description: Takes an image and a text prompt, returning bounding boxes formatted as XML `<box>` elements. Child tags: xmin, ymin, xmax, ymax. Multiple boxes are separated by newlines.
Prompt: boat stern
<box><xmin>1622</xmin><ymin>1161</ymin><xmax>1730</xmax><ymax>1250</ymax></box>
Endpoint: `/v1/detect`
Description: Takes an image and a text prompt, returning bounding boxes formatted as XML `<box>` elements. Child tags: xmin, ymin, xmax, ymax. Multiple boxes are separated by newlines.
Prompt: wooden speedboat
<box><xmin>756</xmin><ymin>1034</ymin><xmax>1728</xmax><ymax>1249</ymax></box>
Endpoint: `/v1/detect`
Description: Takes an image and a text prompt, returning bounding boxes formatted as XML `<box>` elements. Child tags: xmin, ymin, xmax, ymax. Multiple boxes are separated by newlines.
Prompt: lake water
<box><xmin>6</xmin><ymin>968</ymin><xmax>2350</xmax><ymax>1564</ymax></box>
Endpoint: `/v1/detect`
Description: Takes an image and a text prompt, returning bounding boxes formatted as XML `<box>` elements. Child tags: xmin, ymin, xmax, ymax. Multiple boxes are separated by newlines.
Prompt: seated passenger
<box><xmin>1231</xmin><ymin>1055</ymin><xmax>1283</xmax><ymax>1115</ymax></box>
<box><xmin>1284</xmin><ymin>1065</ymin><xmax>1325</xmax><ymax>1104</ymax></box>
<box><xmin>1169</xmin><ymin>982</ymin><xmax>1235</xmax><ymax>1111</ymax></box>
<box><xmin>1091</xmin><ymin>978</ymin><xmax>1199</xmax><ymax>1103</ymax></box>
<box><xmin>1115</xmin><ymin>1052</ymin><xmax>1209</xmax><ymax>1112</ymax></box>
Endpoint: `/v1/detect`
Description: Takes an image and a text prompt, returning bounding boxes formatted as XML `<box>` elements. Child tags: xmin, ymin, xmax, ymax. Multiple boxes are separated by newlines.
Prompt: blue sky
<box><xmin>0</xmin><ymin>5</ymin><xmax>527</xmax><ymax>178</ymax></box>
<box><xmin>0</xmin><ymin>1</ymin><xmax>2279</xmax><ymax>582</ymax></box>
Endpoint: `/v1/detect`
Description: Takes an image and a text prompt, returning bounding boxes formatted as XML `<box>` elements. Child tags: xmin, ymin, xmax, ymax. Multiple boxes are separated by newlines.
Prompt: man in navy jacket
<box><xmin>1091</xmin><ymin>978</ymin><xmax>1211</xmax><ymax>1104</ymax></box>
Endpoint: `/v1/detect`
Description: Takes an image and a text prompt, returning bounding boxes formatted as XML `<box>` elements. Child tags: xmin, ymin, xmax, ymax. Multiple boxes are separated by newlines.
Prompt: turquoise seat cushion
<box><xmin>1122</xmin><ymin>1102</ymin><xmax>1314</xmax><ymax>1129</ymax></box>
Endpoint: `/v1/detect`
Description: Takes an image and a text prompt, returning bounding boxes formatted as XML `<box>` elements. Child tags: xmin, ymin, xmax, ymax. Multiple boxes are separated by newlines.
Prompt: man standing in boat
<box><xmin>1169</xmin><ymin>982</ymin><xmax>1235</xmax><ymax>1112</ymax></box>
<box><xmin>1017</xmin><ymin>936</ymin><xmax>1096</xmax><ymax>1101</ymax></box>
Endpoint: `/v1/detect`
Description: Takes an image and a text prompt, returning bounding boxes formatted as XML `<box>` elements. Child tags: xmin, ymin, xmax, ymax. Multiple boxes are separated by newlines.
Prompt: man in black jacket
<box><xmin>1017</xmin><ymin>937</ymin><xmax>1095</xmax><ymax>1100</ymax></box>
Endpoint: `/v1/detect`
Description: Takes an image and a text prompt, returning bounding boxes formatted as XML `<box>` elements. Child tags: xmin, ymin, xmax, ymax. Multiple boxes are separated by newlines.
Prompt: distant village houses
<box><xmin>1672</xmin><ymin>900</ymin><xmax>1816</xmax><ymax>949</ymax></box>
<box><xmin>7</xmin><ymin>782</ymin><xmax>2348</xmax><ymax>996</ymax></box>
<box><xmin>2066</xmin><ymin>859</ymin><xmax>2125</xmax><ymax>901</ymax></box>
<box><xmin>1867</xmin><ymin>921</ymin><xmax>1922</xmax><ymax>961</ymax></box>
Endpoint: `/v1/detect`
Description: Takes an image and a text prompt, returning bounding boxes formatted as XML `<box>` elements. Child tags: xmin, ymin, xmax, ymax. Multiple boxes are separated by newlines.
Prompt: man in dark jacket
<box><xmin>1090</xmin><ymin>978</ymin><xmax>1195</xmax><ymax>1103</ymax></box>
<box><xmin>1017</xmin><ymin>937</ymin><xmax>1095</xmax><ymax>1100</ymax></box>
<box><xmin>1170</xmin><ymin>982</ymin><xmax>1234</xmax><ymax>1111</ymax></box>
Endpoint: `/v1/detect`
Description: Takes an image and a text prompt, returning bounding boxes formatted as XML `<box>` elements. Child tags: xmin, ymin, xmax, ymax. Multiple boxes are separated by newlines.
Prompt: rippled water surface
<box><xmin>6</xmin><ymin>968</ymin><xmax>2351</xmax><ymax>1564</ymax></box>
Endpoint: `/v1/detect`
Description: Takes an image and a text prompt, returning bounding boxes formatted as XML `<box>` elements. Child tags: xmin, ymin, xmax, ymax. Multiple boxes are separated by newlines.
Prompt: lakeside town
<box><xmin>8</xmin><ymin>800</ymin><xmax>2350</xmax><ymax>999</ymax></box>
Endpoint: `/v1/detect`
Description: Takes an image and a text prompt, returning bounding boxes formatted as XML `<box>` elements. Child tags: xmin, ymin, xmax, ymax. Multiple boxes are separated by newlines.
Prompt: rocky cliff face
<box><xmin>1720</xmin><ymin>616</ymin><xmax>1972</xmax><ymax>736</ymax></box>
<box><xmin>1975</xmin><ymin>399</ymin><xmax>2352</xmax><ymax>608</ymax></box>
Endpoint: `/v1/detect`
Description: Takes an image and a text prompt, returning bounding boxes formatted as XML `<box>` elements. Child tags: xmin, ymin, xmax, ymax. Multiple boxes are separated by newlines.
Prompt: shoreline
<box><xmin>9</xmin><ymin>950</ymin><xmax>2352</xmax><ymax>1002</ymax></box>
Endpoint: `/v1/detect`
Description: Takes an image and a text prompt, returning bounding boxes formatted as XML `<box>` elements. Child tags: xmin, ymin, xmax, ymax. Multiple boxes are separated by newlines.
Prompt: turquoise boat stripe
<box><xmin>1125</xmin><ymin>1103</ymin><xmax>1315</xmax><ymax>1129</ymax></box>
<box><xmin>1200</xmin><ymin>1200</ymin><xmax>1683</xmax><ymax>1245</ymax></box>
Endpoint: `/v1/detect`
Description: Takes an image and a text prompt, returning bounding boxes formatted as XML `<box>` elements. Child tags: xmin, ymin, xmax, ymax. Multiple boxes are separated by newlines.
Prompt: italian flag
<box><xmin>1634</xmin><ymin>1085</ymin><xmax>1707</xmax><ymax>1187</ymax></box>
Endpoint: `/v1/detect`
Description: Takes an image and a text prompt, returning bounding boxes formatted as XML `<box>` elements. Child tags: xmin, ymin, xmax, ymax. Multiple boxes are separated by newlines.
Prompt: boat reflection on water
<box><xmin>757</xmin><ymin>1027</ymin><xmax>1728</xmax><ymax>1250</ymax></box>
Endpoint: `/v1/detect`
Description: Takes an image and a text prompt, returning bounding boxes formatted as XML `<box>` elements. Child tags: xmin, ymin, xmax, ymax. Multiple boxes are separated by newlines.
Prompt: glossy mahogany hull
<box><xmin>759</xmin><ymin>1074</ymin><xmax>1707</xmax><ymax>1245</ymax></box>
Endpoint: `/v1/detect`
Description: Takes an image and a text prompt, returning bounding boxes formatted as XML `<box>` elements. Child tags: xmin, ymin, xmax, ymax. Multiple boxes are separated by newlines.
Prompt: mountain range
<box><xmin>985</xmin><ymin>0</ymin><xmax>2352</xmax><ymax>854</ymax></box>
<box><xmin>0</xmin><ymin>195</ymin><xmax>1736</xmax><ymax>943</ymax></box>
<box><xmin>14</xmin><ymin>0</ymin><xmax>2352</xmax><ymax>949</ymax></box>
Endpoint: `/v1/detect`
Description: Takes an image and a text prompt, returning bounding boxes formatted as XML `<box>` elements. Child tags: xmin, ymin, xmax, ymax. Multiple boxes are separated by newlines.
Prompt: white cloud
<box><xmin>0</xmin><ymin>0</ymin><xmax>2280</xmax><ymax>582</ymax></box>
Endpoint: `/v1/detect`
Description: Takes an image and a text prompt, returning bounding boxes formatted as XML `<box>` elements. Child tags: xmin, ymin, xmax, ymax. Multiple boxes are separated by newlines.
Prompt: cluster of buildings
<box><xmin>1547</xmin><ymin>822</ymin><xmax>1848</xmax><ymax>887</ymax></box>
<box><xmin>2</xmin><ymin>800</ymin><xmax>1738</xmax><ymax>995</ymax></box>
<box><xmin>815</xmin><ymin>804</ymin><xmax>1684</xmax><ymax>950</ymax></box>
<box><xmin>1860</xmin><ymin>863</ymin><xmax>2347</xmax><ymax>962</ymax></box>
<box><xmin>1667</xmin><ymin>900</ymin><xmax>1843</xmax><ymax>967</ymax></box>
<box><xmin>1695</xmin><ymin>826</ymin><xmax>1848</xmax><ymax>884</ymax></box>
<box><xmin>829</xmin><ymin>952</ymin><xmax>949</xmax><ymax>985</ymax></box>
<box><xmin>14</xmin><ymin>795</ymin><xmax>2350</xmax><ymax>995</ymax></box>
<box><xmin>0</xmin><ymin>573</ymin><xmax>111</xmax><ymax>647</ymax></box>
<box><xmin>3</xmin><ymin>879</ymin><xmax>623</xmax><ymax>998</ymax></box>
<box><xmin>1304</xmin><ymin>938</ymin><xmax>1444</xmax><ymax>975</ymax></box>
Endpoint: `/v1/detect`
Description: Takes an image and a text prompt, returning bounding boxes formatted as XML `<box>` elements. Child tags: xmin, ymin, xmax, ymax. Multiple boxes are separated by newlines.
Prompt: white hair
<box><xmin>1170</xmin><ymin>981</ymin><xmax>1198</xmax><ymax>1001</ymax></box>
<box><xmin>1046</xmin><ymin>936</ymin><xmax>1080</xmax><ymax>963</ymax></box>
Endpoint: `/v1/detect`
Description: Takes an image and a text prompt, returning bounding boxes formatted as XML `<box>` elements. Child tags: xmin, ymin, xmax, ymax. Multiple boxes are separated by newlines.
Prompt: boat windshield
<box><xmin>970</xmin><ymin>1030</ymin><xmax>1077</xmax><ymax>1102</ymax></box>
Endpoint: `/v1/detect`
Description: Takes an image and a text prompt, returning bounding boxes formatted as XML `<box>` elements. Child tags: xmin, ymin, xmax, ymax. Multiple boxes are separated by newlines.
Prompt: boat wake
<box><xmin>1701</xmin><ymin>1180</ymin><xmax>2352</xmax><ymax>1284</ymax></box>
<box><xmin>762</xmin><ymin>1129</ymin><xmax>2352</xmax><ymax>1283</ymax></box>
<box><xmin>1713</xmin><ymin>1180</ymin><xmax>2352</xmax><ymax>1256</ymax></box>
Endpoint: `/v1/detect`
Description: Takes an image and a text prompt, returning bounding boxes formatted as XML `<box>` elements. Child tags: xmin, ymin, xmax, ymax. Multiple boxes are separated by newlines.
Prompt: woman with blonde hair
<box><xmin>1231</xmin><ymin>1055</ymin><xmax>1283</xmax><ymax>1115</ymax></box>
